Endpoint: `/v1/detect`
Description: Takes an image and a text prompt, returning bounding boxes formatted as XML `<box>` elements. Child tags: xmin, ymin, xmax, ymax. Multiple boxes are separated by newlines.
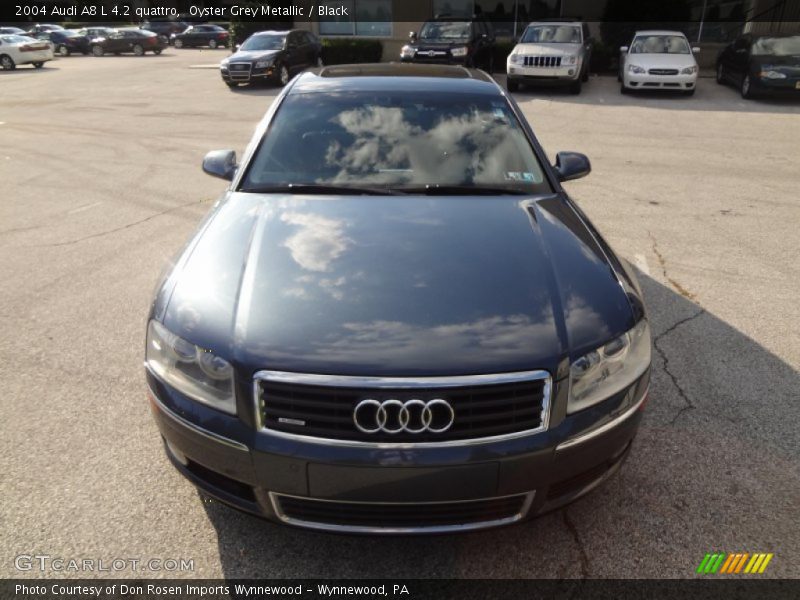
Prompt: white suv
<box><xmin>506</xmin><ymin>21</ymin><xmax>592</xmax><ymax>94</ymax></box>
<box><xmin>619</xmin><ymin>30</ymin><xmax>700</xmax><ymax>95</ymax></box>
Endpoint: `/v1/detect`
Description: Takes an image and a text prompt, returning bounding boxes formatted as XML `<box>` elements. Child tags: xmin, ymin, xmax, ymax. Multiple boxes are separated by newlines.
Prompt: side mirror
<box><xmin>554</xmin><ymin>152</ymin><xmax>591</xmax><ymax>182</ymax></box>
<box><xmin>202</xmin><ymin>149</ymin><xmax>237</xmax><ymax>181</ymax></box>
<box><xmin>620</xmin><ymin>45</ymin><xmax>629</xmax><ymax>52</ymax></box>
<box><xmin>692</xmin><ymin>46</ymin><xmax>701</xmax><ymax>53</ymax></box>
<box><xmin>409</xmin><ymin>31</ymin><xmax>417</xmax><ymax>43</ymax></box>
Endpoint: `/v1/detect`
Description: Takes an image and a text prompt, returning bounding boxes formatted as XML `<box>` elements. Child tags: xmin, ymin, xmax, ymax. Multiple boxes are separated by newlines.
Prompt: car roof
<box><xmin>526</xmin><ymin>20</ymin><xmax>583</xmax><ymax>26</ymax></box>
<box><xmin>253</xmin><ymin>30</ymin><xmax>289</xmax><ymax>36</ymax></box>
<box><xmin>634</xmin><ymin>30</ymin><xmax>687</xmax><ymax>36</ymax></box>
<box><xmin>290</xmin><ymin>63</ymin><xmax>500</xmax><ymax>95</ymax></box>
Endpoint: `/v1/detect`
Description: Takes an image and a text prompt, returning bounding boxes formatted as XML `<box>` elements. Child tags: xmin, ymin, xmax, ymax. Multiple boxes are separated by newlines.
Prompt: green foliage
<box><xmin>589</xmin><ymin>39</ymin><xmax>616</xmax><ymax>73</ymax></box>
<box><xmin>321</xmin><ymin>39</ymin><xmax>383</xmax><ymax>65</ymax></box>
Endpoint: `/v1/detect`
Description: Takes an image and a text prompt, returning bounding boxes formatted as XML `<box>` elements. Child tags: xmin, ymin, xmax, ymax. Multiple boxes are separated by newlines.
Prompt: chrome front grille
<box><xmin>523</xmin><ymin>56</ymin><xmax>562</xmax><ymax>67</ymax></box>
<box><xmin>253</xmin><ymin>370</ymin><xmax>551</xmax><ymax>446</ymax></box>
<box><xmin>270</xmin><ymin>492</ymin><xmax>535</xmax><ymax>533</ymax></box>
<box><xmin>228</xmin><ymin>62</ymin><xmax>252</xmax><ymax>80</ymax></box>
<box><xmin>648</xmin><ymin>68</ymin><xmax>679</xmax><ymax>76</ymax></box>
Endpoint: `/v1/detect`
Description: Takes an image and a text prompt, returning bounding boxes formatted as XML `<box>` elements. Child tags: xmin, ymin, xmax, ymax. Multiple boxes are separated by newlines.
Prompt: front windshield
<box><xmin>521</xmin><ymin>25</ymin><xmax>581</xmax><ymax>44</ymax></box>
<box><xmin>419</xmin><ymin>21</ymin><xmax>471</xmax><ymax>42</ymax></box>
<box><xmin>241</xmin><ymin>91</ymin><xmax>549</xmax><ymax>194</ymax></box>
<box><xmin>61</xmin><ymin>30</ymin><xmax>82</xmax><ymax>38</ymax></box>
<box><xmin>631</xmin><ymin>35</ymin><xmax>690</xmax><ymax>54</ymax></box>
<box><xmin>752</xmin><ymin>35</ymin><xmax>800</xmax><ymax>56</ymax></box>
<box><xmin>241</xmin><ymin>34</ymin><xmax>285</xmax><ymax>51</ymax></box>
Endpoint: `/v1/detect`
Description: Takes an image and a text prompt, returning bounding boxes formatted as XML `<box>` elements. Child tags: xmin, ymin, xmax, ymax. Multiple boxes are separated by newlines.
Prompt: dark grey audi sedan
<box><xmin>145</xmin><ymin>64</ymin><xmax>651</xmax><ymax>534</ymax></box>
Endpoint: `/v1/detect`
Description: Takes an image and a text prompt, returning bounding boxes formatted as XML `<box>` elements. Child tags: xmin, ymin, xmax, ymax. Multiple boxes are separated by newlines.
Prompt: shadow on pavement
<box><xmin>200</xmin><ymin>272</ymin><xmax>799</xmax><ymax>578</ymax></box>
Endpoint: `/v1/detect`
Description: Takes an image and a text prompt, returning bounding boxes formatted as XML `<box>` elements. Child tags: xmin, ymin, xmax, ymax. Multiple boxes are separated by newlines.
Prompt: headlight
<box><xmin>254</xmin><ymin>59</ymin><xmax>272</xmax><ymax>69</ymax></box>
<box><xmin>220</xmin><ymin>59</ymin><xmax>229</xmax><ymax>68</ymax></box>
<box><xmin>508</xmin><ymin>53</ymin><xmax>523</xmax><ymax>65</ymax></box>
<box><xmin>146</xmin><ymin>320</ymin><xmax>236</xmax><ymax>415</ymax></box>
<box><xmin>563</xmin><ymin>55</ymin><xmax>577</xmax><ymax>65</ymax></box>
<box><xmin>681</xmin><ymin>65</ymin><xmax>698</xmax><ymax>74</ymax></box>
<box><xmin>451</xmin><ymin>46</ymin><xmax>468</xmax><ymax>58</ymax></box>
<box><xmin>628</xmin><ymin>64</ymin><xmax>645</xmax><ymax>74</ymax></box>
<box><xmin>400</xmin><ymin>44</ymin><xmax>415</xmax><ymax>59</ymax></box>
<box><xmin>759</xmin><ymin>70</ymin><xmax>786</xmax><ymax>79</ymax></box>
<box><xmin>568</xmin><ymin>319</ymin><xmax>651</xmax><ymax>414</ymax></box>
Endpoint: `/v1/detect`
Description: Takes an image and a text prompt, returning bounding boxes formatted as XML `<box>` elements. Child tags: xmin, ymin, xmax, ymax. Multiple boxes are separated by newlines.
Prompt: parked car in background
<box><xmin>619</xmin><ymin>31</ymin><xmax>699</xmax><ymax>95</ymax></box>
<box><xmin>90</xmin><ymin>29</ymin><xmax>166</xmax><ymax>56</ymax></box>
<box><xmin>506</xmin><ymin>20</ymin><xmax>592</xmax><ymax>94</ymax></box>
<box><xmin>35</xmin><ymin>30</ymin><xmax>90</xmax><ymax>56</ymax></box>
<box><xmin>400</xmin><ymin>16</ymin><xmax>495</xmax><ymax>71</ymax></box>
<box><xmin>220</xmin><ymin>30</ymin><xmax>322</xmax><ymax>88</ymax></box>
<box><xmin>0</xmin><ymin>27</ymin><xmax>27</xmax><ymax>35</ymax></box>
<box><xmin>141</xmin><ymin>20</ymin><xmax>188</xmax><ymax>42</ymax></box>
<box><xmin>26</xmin><ymin>24</ymin><xmax>64</xmax><ymax>35</ymax></box>
<box><xmin>172</xmin><ymin>24</ymin><xmax>229</xmax><ymax>49</ymax></box>
<box><xmin>716</xmin><ymin>34</ymin><xmax>800</xmax><ymax>99</ymax></box>
<box><xmin>0</xmin><ymin>34</ymin><xmax>53</xmax><ymax>70</ymax></box>
<box><xmin>76</xmin><ymin>27</ymin><xmax>117</xmax><ymax>40</ymax></box>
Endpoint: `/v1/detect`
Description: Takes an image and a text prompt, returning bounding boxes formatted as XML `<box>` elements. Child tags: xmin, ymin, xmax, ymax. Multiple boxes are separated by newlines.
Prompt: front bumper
<box><xmin>401</xmin><ymin>55</ymin><xmax>469</xmax><ymax>66</ymax></box>
<box><xmin>507</xmin><ymin>64</ymin><xmax>581</xmax><ymax>82</ymax></box>
<box><xmin>18</xmin><ymin>50</ymin><xmax>53</xmax><ymax>64</ymax></box>
<box><xmin>752</xmin><ymin>76</ymin><xmax>800</xmax><ymax>94</ymax></box>
<box><xmin>147</xmin><ymin>368</ymin><xmax>648</xmax><ymax>533</ymax></box>
<box><xmin>623</xmin><ymin>70</ymin><xmax>697</xmax><ymax>90</ymax></box>
<box><xmin>221</xmin><ymin>63</ymin><xmax>276</xmax><ymax>84</ymax></box>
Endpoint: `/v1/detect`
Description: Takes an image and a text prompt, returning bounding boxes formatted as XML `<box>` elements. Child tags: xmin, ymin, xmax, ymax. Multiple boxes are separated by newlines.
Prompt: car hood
<box><xmin>415</xmin><ymin>40</ymin><xmax>470</xmax><ymax>50</ymax></box>
<box><xmin>229</xmin><ymin>49</ymin><xmax>280</xmax><ymax>62</ymax></box>
<box><xmin>627</xmin><ymin>53</ymin><xmax>697</xmax><ymax>68</ymax></box>
<box><xmin>513</xmin><ymin>43</ymin><xmax>582</xmax><ymax>56</ymax></box>
<box><xmin>752</xmin><ymin>55</ymin><xmax>800</xmax><ymax>70</ymax></box>
<box><xmin>156</xmin><ymin>193</ymin><xmax>636</xmax><ymax>378</ymax></box>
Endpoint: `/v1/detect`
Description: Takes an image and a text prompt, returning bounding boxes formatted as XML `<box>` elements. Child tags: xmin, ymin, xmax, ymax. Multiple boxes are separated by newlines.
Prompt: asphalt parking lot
<box><xmin>1</xmin><ymin>50</ymin><xmax>799</xmax><ymax>579</ymax></box>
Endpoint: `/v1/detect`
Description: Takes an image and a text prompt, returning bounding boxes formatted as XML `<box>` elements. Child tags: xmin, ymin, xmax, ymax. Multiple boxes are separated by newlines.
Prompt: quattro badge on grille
<box><xmin>353</xmin><ymin>399</ymin><xmax>455</xmax><ymax>434</ymax></box>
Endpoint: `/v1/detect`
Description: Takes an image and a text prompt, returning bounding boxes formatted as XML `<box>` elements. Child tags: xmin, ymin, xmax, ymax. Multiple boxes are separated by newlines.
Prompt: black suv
<box><xmin>141</xmin><ymin>20</ymin><xmax>188</xmax><ymax>42</ymax></box>
<box><xmin>401</xmin><ymin>16</ymin><xmax>496</xmax><ymax>71</ymax></box>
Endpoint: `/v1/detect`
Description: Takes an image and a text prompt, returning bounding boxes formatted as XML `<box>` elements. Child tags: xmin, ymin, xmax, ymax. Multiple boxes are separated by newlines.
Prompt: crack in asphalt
<box><xmin>563</xmin><ymin>509</ymin><xmax>589</xmax><ymax>578</ymax></box>
<box><xmin>647</xmin><ymin>231</ymin><xmax>705</xmax><ymax>426</ymax></box>
<box><xmin>30</xmin><ymin>199</ymin><xmax>209</xmax><ymax>248</ymax></box>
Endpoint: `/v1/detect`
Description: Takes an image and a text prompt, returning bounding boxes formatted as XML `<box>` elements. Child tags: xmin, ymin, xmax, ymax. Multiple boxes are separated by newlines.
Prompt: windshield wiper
<box><xmin>239</xmin><ymin>184</ymin><xmax>407</xmax><ymax>196</ymax></box>
<box><xmin>398</xmin><ymin>185</ymin><xmax>531</xmax><ymax>196</ymax></box>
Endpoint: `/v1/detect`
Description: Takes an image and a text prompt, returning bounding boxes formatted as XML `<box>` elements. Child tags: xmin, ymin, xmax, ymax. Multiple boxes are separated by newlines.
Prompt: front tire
<box><xmin>57</xmin><ymin>44</ymin><xmax>70</xmax><ymax>57</ymax></box>
<box><xmin>620</xmin><ymin>81</ymin><xmax>630</xmax><ymax>94</ymax></box>
<box><xmin>716</xmin><ymin>63</ymin><xmax>725</xmax><ymax>85</ymax></box>
<box><xmin>684</xmin><ymin>88</ymin><xmax>696</xmax><ymax>96</ymax></box>
<box><xmin>153</xmin><ymin>49</ymin><xmax>162</xmax><ymax>55</ymax></box>
<box><xmin>278</xmin><ymin>64</ymin><xmax>290</xmax><ymax>86</ymax></box>
<box><xmin>174</xmin><ymin>39</ymin><xmax>183</xmax><ymax>49</ymax></box>
<box><xmin>581</xmin><ymin>65</ymin><xmax>589</xmax><ymax>82</ymax></box>
<box><xmin>741</xmin><ymin>74</ymin><xmax>754</xmax><ymax>99</ymax></box>
<box><xmin>209</xmin><ymin>39</ymin><xmax>218</xmax><ymax>49</ymax></box>
<box><xmin>33</xmin><ymin>62</ymin><xmax>44</xmax><ymax>68</ymax></box>
<box><xmin>225</xmin><ymin>81</ymin><xmax>239</xmax><ymax>88</ymax></box>
<box><xmin>133</xmin><ymin>44</ymin><xmax>144</xmax><ymax>56</ymax></box>
<box><xmin>506</xmin><ymin>77</ymin><xmax>519</xmax><ymax>92</ymax></box>
<box><xmin>569</xmin><ymin>79</ymin><xmax>582</xmax><ymax>95</ymax></box>
<box><xmin>91</xmin><ymin>45</ymin><xmax>104</xmax><ymax>57</ymax></box>
<box><xmin>0</xmin><ymin>54</ymin><xmax>15</xmax><ymax>70</ymax></box>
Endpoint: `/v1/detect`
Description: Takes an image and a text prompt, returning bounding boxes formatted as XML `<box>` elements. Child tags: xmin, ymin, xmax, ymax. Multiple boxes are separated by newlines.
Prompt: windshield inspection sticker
<box><xmin>505</xmin><ymin>171</ymin><xmax>541</xmax><ymax>183</ymax></box>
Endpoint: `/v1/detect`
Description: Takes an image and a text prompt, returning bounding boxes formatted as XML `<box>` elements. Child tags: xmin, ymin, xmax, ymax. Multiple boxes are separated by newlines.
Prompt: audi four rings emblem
<box><xmin>353</xmin><ymin>399</ymin><xmax>455</xmax><ymax>434</ymax></box>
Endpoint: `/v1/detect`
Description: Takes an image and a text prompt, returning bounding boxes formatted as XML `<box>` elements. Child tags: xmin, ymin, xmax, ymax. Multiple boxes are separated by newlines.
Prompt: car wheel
<box><xmin>278</xmin><ymin>64</ymin><xmax>290</xmax><ymax>86</ymax></box>
<box><xmin>174</xmin><ymin>39</ymin><xmax>183</xmax><ymax>49</ymax></box>
<box><xmin>91</xmin><ymin>45</ymin><xmax>104</xmax><ymax>57</ymax></box>
<box><xmin>684</xmin><ymin>88</ymin><xmax>696</xmax><ymax>96</ymax></box>
<box><xmin>741</xmin><ymin>74</ymin><xmax>753</xmax><ymax>99</ymax></box>
<box><xmin>620</xmin><ymin>82</ymin><xmax>630</xmax><ymax>94</ymax></box>
<box><xmin>133</xmin><ymin>44</ymin><xmax>144</xmax><ymax>56</ymax></box>
<box><xmin>316</xmin><ymin>56</ymin><xmax>324</xmax><ymax>68</ymax></box>
<box><xmin>569</xmin><ymin>79</ymin><xmax>582</xmax><ymax>94</ymax></box>
<box><xmin>0</xmin><ymin>55</ymin><xmax>15</xmax><ymax>70</ymax></box>
<box><xmin>209</xmin><ymin>39</ymin><xmax>218</xmax><ymax>49</ymax></box>
<box><xmin>57</xmin><ymin>44</ymin><xmax>70</xmax><ymax>57</ymax></box>
<box><xmin>716</xmin><ymin>63</ymin><xmax>725</xmax><ymax>85</ymax></box>
<box><xmin>581</xmin><ymin>65</ymin><xmax>589</xmax><ymax>82</ymax></box>
<box><xmin>154</xmin><ymin>49</ymin><xmax>162</xmax><ymax>55</ymax></box>
<box><xmin>225</xmin><ymin>81</ymin><xmax>239</xmax><ymax>88</ymax></box>
<box><xmin>32</xmin><ymin>61</ymin><xmax>44</xmax><ymax>68</ymax></box>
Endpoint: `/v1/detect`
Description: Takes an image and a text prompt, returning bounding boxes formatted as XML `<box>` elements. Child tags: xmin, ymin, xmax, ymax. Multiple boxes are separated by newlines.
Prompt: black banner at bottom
<box><xmin>3</xmin><ymin>579</ymin><xmax>800</xmax><ymax>600</ymax></box>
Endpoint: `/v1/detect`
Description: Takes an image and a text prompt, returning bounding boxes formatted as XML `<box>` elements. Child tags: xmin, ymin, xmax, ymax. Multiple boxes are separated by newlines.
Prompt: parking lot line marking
<box><xmin>68</xmin><ymin>201</ymin><xmax>103</xmax><ymax>214</ymax></box>
<box><xmin>633</xmin><ymin>254</ymin><xmax>650</xmax><ymax>275</ymax></box>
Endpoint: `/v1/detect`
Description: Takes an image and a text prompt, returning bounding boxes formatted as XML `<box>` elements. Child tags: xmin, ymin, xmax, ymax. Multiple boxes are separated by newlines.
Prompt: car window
<box><xmin>419</xmin><ymin>21</ymin><xmax>472</xmax><ymax>42</ymax></box>
<box><xmin>242</xmin><ymin>91</ymin><xmax>551</xmax><ymax>194</ymax></box>
<box><xmin>630</xmin><ymin>35</ymin><xmax>690</xmax><ymax>54</ymax></box>
<box><xmin>304</xmin><ymin>32</ymin><xmax>318</xmax><ymax>45</ymax></box>
<box><xmin>752</xmin><ymin>35</ymin><xmax>800</xmax><ymax>56</ymax></box>
<box><xmin>521</xmin><ymin>25</ymin><xmax>581</xmax><ymax>44</ymax></box>
<box><xmin>240</xmin><ymin>34</ymin><xmax>285</xmax><ymax>51</ymax></box>
<box><xmin>287</xmin><ymin>33</ymin><xmax>299</xmax><ymax>48</ymax></box>
<box><xmin>1</xmin><ymin>35</ymin><xmax>32</xmax><ymax>43</ymax></box>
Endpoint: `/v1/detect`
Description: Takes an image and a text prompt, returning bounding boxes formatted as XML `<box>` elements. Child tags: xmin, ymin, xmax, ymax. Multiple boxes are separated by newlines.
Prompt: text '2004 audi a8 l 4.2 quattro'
<box><xmin>145</xmin><ymin>64</ymin><xmax>652</xmax><ymax>534</ymax></box>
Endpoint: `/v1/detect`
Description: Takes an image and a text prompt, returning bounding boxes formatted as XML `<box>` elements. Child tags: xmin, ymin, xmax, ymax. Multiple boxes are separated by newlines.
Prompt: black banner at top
<box><xmin>2</xmin><ymin>0</ymin><xmax>800</xmax><ymax>24</ymax></box>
